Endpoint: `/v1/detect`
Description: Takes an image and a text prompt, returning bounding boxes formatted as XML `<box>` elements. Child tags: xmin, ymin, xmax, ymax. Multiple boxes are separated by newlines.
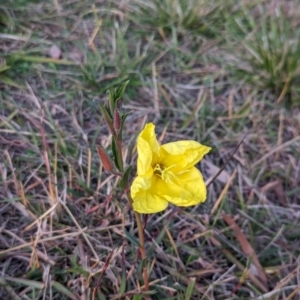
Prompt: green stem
<box><xmin>127</xmin><ymin>192</ymin><xmax>149</xmax><ymax>293</ymax></box>
<box><xmin>116</xmin><ymin>140</ymin><xmax>124</xmax><ymax>173</ymax></box>
<box><xmin>117</xmin><ymin>138</ymin><xmax>149</xmax><ymax>293</ymax></box>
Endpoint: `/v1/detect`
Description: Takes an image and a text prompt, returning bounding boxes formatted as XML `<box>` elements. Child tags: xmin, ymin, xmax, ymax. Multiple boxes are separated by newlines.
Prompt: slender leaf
<box><xmin>52</xmin><ymin>280</ymin><xmax>80</xmax><ymax>300</ymax></box>
<box><xmin>120</xmin><ymin>165</ymin><xmax>132</xmax><ymax>189</ymax></box>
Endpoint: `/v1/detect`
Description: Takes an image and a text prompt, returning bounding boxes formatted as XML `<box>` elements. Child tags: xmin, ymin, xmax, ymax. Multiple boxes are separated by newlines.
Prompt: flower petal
<box><xmin>139</xmin><ymin>123</ymin><xmax>160</xmax><ymax>152</ymax></box>
<box><xmin>137</xmin><ymin>123</ymin><xmax>160</xmax><ymax>175</ymax></box>
<box><xmin>161</xmin><ymin>141</ymin><xmax>211</xmax><ymax>172</ymax></box>
<box><xmin>156</xmin><ymin>167</ymin><xmax>207</xmax><ymax>207</ymax></box>
<box><xmin>131</xmin><ymin>176</ymin><xmax>168</xmax><ymax>213</ymax></box>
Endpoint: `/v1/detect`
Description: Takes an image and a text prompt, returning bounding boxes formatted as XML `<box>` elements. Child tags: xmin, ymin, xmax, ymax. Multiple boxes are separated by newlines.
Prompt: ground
<box><xmin>0</xmin><ymin>0</ymin><xmax>300</xmax><ymax>299</ymax></box>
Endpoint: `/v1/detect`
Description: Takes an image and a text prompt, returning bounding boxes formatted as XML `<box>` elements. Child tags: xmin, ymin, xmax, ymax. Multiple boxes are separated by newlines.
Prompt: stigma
<box><xmin>153</xmin><ymin>164</ymin><xmax>175</xmax><ymax>183</ymax></box>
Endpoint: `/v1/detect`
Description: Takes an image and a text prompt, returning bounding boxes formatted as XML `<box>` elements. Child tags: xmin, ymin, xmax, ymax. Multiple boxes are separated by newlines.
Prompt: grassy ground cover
<box><xmin>1</xmin><ymin>0</ymin><xmax>300</xmax><ymax>299</ymax></box>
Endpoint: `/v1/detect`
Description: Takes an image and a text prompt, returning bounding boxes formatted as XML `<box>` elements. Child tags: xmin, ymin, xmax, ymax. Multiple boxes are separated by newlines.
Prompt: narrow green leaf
<box><xmin>9</xmin><ymin>54</ymin><xmax>77</xmax><ymax>65</ymax></box>
<box><xmin>99</xmin><ymin>103</ymin><xmax>116</xmax><ymax>136</ymax></box>
<box><xmin>116</xmin><ymin>80</ymin><xmax>130</xmax><ymax>100</ymax></box>
<box><xmin>184</xmin><ymin>278</ymin><xmax>196</xmax><ymax>300</ymax></box>
<box><xmin>119</xmin><ymin>268</ymin><xmax>127</xmax><ymax>294</ymax></box>
<box><xmin>108</xmin><ymin>88</ymin><xmax>116</xmax><ymax>115</ymax></box>
<box><xmin>0</xmin><ymin>65</ymin><xmax>10</xmax><ymax>73</ymax></box>
<box><xmin>120</xmin><ymin>165</ymin><xmax>132</xmax><ymax>189</ymax></box>
<box><xmin>5</xmin><ymin>277</ymin><xmax>44</xmax><ymax>289</ymax></box>
<box><xmin>98</xmin><ymin>292</ymin><xmax>107</xmax><ymax>300</ymax></box>
<box><xmin>99</xmin><ymin>103</ymin><xmax>112</xmax><ymax>120</ymax></box>
<box><xmin>117</xmin><ymin>112</ymin><xmax>129</xmax><ymax>142</ymax></box>
<box><xmin>111</xmin><ymin>138</ymin><xmax>120</xmax><ymax>170</ymax></box>
<box><xmin>0</xmin><ymin>75</ymin><xmax>24</xmax><ymax>88</ymax></box>
<box><xmin>124</xmin><ymin>229</ymin><xmax>140</xmax><ymax>247</ymax></box>
<box><xmin>0</xmin><ymin>278</ymin><xmax>22</xmax><ymax>300</ymax></box>
<box><xmin>52</xmin><ymin>281</ymin><xmax>80</xmax><ymax>300</ymax></box>
<box><xmin>75</xmin><ymin>177</ymin><xmax>94</xmax><ymax>194</ymax></box>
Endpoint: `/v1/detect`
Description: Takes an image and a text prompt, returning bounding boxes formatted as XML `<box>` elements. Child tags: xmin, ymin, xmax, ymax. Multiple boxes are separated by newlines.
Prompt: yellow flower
<box><xmin>130</xmin><ymin>123</ymin><xmax>211</xmax><ymax>213</ymax></box>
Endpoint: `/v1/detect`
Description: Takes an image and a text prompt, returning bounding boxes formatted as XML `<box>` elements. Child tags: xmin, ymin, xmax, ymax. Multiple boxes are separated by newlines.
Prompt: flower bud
<box><xmin>113</xmin><ymin>109</ymin><xmax>121</xmax><ymax>131</ymax></box>
<box><xmin>96</xmin><ymin>145</ymin><xmax>114</xmax><ymax>172</ymax></box>
<box><xmin>99</xmin><ymin>104</ymin><xmax>116</xmax><ymax>137</ymax></box>
<box><xmin>116</xmin><ymin>98</ymin><xmax>123</xmax><ymax>109</ymax></box>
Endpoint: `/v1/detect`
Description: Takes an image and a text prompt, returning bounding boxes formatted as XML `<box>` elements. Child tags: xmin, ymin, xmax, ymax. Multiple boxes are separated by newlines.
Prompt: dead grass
<box><xmin>1</xmin><ymin>0</ymin><xmax>300</xmax><ymax>299</ymax></box>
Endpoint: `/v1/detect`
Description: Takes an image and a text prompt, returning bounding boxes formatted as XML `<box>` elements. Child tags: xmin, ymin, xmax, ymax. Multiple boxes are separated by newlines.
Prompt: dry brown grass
<box><xmin>1</xmin><ymin>0</ymin><xmax>300</xmax><ymax>299</ymax></box>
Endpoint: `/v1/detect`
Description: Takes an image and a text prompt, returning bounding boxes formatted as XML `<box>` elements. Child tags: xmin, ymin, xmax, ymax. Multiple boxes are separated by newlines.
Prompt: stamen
<box><xmin>154</xmin><ymin>164</ymin><xmax>164</xmax><ymax>177</ymax></box>
<box><xmin>153</xmin><ymin>164</ymin><xmax>177</xmax><ymax>183</ymax></box>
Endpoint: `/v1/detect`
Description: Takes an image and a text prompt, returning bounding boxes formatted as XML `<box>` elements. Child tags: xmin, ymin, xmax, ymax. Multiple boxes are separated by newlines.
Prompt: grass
<box><xmin>1</xmin><ymin>0</ymin><xmax>300</xmax><ymax>299</ymax></box>
<box><xmin>225</xmin><ymin>3</ymin><xmax>300</xmax><ymax>107</ymax></box>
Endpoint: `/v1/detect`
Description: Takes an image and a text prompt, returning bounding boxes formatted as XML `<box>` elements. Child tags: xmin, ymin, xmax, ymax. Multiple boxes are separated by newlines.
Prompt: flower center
<box><xmin>153</xmin><ymin>164</ymin><xmax>175</xmax><ymax>183</ymax></box>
